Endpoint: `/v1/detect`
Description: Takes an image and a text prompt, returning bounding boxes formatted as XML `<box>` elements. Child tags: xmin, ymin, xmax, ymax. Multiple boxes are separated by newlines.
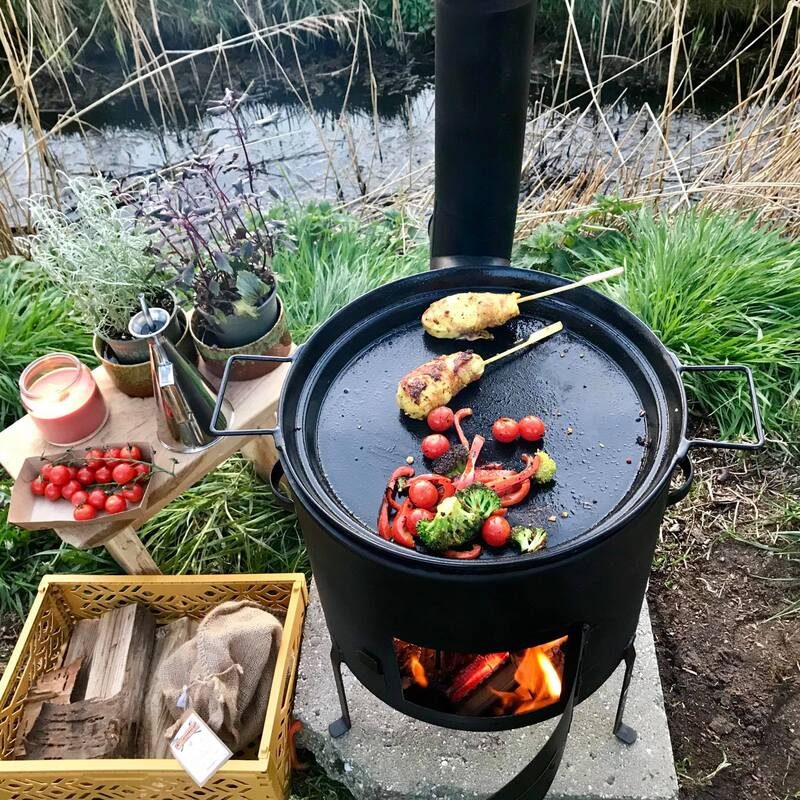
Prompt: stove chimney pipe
<box><xmin>429</xmin><ymin>0</ymin><xmax>537</xmax><ymax>269</ymax></box>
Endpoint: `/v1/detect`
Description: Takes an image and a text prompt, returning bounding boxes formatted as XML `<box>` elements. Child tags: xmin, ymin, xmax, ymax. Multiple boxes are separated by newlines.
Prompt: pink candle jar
<box><xmin>19</xmin><ymin>353</ymin><xmax>109</xmax><ymax>446</ymax></box>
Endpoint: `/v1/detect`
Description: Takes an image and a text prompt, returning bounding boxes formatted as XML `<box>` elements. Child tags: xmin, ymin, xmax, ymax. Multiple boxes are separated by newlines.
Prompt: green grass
<box><xmin>549</xmin><ymin>209</ymin><xmax>800</xmax><ymax>447</ymax></box>
<box><xmin>0</xmin><ymin>257</ymin><xmax>96</xmax><ymax>430</ymax></box>
<box><xmin>273</xmin><ymin>203</ymin><xmax>427</xmax><ymax>343</ymax></box>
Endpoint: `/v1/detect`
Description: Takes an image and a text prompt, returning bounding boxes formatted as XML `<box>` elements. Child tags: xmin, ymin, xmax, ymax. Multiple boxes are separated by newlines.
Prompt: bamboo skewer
<box><xmin>517</xmin><ymin>267</ymin><xmax>624</xmax><ymax>305</ymax></box>
<box><xmin>483</xmin><ymin>322</ymin><xmax>564</xmax><ymax>366</ymax></box>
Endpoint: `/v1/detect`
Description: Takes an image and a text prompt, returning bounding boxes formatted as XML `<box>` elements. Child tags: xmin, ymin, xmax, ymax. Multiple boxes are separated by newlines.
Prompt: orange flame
<box><xmin>409</xmin><ymin>655</ymin><xmax>429</xmax><ymax>688</ymax></box>
<box><xmin>491</xmin><ymin>636</ymin><xmax>567</xmax><ymax>715</ymax></box>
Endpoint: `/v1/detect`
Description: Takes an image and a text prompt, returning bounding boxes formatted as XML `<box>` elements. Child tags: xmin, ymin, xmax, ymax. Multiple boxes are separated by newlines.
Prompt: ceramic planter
<box><xmin>94</xmin><ymin>307</ymin><xmax>196</xmax><ymax>398</ymax></box>
<box><xmin>199</xmin><ymin>283</ymin><xmax>279</xmax><ymax>348</ymax></box>
<box><xmin>97</xmin><ymin>289</ymin><xmax>182</xmax><ymax>365</ymax></box>
<box><xmin>190</xmin><ymin>295</ymin><xmax>291</xmax><ymax>381</ymax></box>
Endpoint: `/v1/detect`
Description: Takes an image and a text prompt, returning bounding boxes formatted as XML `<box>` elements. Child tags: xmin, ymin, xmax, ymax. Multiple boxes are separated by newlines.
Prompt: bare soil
<box><xmin>649</xmin><ymin>453</ymin><xmax>799</xmax><ymax>800</ymax></box>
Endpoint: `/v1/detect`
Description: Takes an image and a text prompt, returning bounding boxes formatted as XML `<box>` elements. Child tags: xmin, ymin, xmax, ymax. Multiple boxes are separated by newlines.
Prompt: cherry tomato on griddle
<box><xmin>492</xmin><ymin>417</ymin><xmax>520</xmax><ymax>444</ymax></box>
<box><xmin>519</xmin><ymin>415</ymin><xmax>546</xmax><ymax>441</ymax></box>
<box><xmin>421</xmin><ymin>434</ymin><xmax>450</xmax><ymax>460</ymax></box>
<box><xmin>481</xmin><ymin>515</ymin><xmax>512</xmax><ymax>548</ymax></box>
<box><xmin>426</xmin><ymin>406</ymin><xmax>454</xmax><ymax>433</ymax></box>
<box><xmin>408</xmin><ymin>479</ymin><xmax>439</xmax><ymax>510</ymax></box>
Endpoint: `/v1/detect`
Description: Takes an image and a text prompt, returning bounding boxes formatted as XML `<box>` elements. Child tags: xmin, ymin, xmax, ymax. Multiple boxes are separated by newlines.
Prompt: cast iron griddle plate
<box><xmin>314</xmin><ymin>307</ymin><xmax>648</xmax><ymax>558</ymax></box>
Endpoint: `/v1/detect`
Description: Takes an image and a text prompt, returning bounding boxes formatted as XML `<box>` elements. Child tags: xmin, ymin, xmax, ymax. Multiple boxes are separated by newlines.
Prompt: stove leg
<box><xmin>328</xmin><ymin>645</ymin><xmax>352</xmax><ymax>738</ymax></box>
<box><xmin>613</xmin><ymin>641</ymin><xmax>638</xmax><ymax>745</ymax></box>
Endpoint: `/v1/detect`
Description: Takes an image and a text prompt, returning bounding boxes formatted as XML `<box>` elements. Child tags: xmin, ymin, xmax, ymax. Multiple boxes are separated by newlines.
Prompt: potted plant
<box><xmin>26</xmin><ymin>175</ymin><xmax>182</xmax><ymax>365</ymax></box>
<box><xmin>142</xmin><ymin>90</ymin><xmax>291</xmax><ymax>379</ymax></box>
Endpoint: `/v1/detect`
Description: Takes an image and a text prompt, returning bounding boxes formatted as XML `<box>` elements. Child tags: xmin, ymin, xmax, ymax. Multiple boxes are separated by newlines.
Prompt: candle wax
<box><xmin>28</xmin><ymin>367</ymin><xmax>108</xmax><ymax>445</ymax></box>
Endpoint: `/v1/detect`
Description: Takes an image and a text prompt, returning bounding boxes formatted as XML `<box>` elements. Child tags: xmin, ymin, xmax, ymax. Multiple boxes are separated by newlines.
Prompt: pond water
<box><xmin>0</xmin><ymin>55</ymin><xmax>739</xmax><ymax>212</ymax></box>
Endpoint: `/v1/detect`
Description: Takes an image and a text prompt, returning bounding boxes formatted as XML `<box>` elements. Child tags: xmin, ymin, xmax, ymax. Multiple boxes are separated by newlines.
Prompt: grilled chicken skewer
<box><xmin>396</xmin><ymin>322</ymin><xmax>563</xmax><ymax>419</ymax></box>
<box><xmin>422</xmin><ymin>267</ymin><xmax>623</xmax><ymax>340</ymax></box>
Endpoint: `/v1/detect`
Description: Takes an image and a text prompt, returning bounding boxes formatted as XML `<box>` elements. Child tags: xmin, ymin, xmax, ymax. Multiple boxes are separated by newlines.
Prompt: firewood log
<box><xmin>20</xmin><ymin>604</ymin><xmax>156</xmax><ymax>759</ymax></box>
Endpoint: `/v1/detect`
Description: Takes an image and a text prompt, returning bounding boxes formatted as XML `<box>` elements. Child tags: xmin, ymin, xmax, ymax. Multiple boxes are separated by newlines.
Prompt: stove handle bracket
<box><xmin>487</xmin><ymin>625</ymin><xmax>587</xmax><ymax>800</ymax></box>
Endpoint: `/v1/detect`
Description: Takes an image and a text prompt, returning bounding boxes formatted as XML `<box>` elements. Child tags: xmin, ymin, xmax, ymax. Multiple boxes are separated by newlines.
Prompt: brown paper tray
<box><xmin>8</xmin><ymin>441</ymin><xmax>155</xmax><ymax>531</ymax></box>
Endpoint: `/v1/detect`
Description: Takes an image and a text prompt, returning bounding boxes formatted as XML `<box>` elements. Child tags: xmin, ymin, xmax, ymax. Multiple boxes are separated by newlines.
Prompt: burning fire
<box><xmin>492</xmin><ymin>636</ymin><xmax>567</xmax><ymax>715</ymax></box>
<box><xmin>408</xmin><ymin>655</ymin><xmax>429</xmax><ymax>688</ymax></box>
<box><xmin>394</xmin><ymin>634</ymin><xmax>568</xmax><ymax>717</ymax></box>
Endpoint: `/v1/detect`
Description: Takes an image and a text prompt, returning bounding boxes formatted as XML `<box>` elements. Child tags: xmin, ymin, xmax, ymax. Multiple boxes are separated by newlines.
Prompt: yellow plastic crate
<box><xmin>0</xmin><ymin>573</ymin><xmax>308</xmax><ymax>800</ymax></box>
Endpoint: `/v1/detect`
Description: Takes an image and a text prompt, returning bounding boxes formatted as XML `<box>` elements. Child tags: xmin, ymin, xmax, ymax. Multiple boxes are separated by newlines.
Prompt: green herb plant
<box><xmin>25</xmin><ymin>176</ymin><xmax>161</xmax><ymax>340</ymax></box>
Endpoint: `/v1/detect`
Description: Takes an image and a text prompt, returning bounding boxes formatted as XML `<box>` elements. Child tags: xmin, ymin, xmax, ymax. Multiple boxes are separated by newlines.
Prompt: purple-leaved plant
<box><xmin>140</xmin><ymin>89</ymin><xmax>283</xmax><ymax>335</ymax></box>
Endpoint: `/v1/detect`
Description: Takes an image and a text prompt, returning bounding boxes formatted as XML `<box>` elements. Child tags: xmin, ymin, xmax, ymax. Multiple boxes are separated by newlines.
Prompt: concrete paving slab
<box><xmin>294</xmin><ymin>585</ymin><xmax>679</xmax><ymax>800</ymax></box>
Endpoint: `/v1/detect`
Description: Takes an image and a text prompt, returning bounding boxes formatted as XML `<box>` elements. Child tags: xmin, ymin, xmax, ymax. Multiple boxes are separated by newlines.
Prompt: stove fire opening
<box><xmin>394</xmin><ymin>635</ymin><xmax>568</xmax><ymax>717</ymax></box>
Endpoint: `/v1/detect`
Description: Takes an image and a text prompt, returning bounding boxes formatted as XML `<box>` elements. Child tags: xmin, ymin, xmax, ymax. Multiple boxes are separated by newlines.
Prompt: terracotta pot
<box><xmin>190</xmin><ymin>296</ymin><xmax>291</xmax><ymax>381</ymax></box>
<box><xmin>94</xmin><ymin>307</ymin><xmax>196</xmax><ymax>398</ymax></box>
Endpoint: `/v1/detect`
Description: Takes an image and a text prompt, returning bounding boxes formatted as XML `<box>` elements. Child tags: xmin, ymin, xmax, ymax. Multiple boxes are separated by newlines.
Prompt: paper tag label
<box><xmin>169</xmin><ymin>711</ymin><xmax>233</xmax><ymax>787</ymax></box>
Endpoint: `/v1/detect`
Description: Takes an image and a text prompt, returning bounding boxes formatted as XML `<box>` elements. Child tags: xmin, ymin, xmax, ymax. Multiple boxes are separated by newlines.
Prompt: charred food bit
<box><xmin>396</xmin><ymin>351</ymin><xmax>484</xmax><ymax>419</ymax></box>
<box><xmin>431</xmin><ymin>443</ymin><xmax>468</xmax><ymax>476</ymax></box>
<box><xmin>422</xmin><ymin>292</ymin><xmax>521</xmax><ymax>340</ymax></box>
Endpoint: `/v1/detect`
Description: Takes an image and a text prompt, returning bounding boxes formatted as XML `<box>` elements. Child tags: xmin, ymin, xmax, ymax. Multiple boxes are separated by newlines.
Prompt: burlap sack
<box><xmin>160</xmin><ymin>600</ymin><xmax>283</xmax><ymax>750</ymax></box>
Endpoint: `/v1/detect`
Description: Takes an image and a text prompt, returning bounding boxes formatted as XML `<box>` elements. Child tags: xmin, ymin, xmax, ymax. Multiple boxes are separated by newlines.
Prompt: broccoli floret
<box><xmin>533</xmin><ymin>450</ymin><xmax>557</xmax><ymax>484</ymax></box>
<box><xmin>431</xmin><ymin>443</ymin><xmax>468</xmax><ymax>476</ymax></box>
<box><xmin>511</xmin><ymin>526</ymin><xmax>548</xmax><ymax>554</ymax></box>
<box><xmin>457</xmin><ymin>483</ymin><xmax>501</xmax><ymax>519</ymax></box>
<box><xmin>417</xmin><ymin>495</ymin><xmax>481</xmax><ymax>552</ymax></box>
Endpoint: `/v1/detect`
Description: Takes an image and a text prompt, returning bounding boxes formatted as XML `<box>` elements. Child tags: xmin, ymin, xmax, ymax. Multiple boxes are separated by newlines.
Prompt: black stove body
<box><xmin>210</xmin><ymin>2</ymin><xmax>764</xmax><ymax>797</ymax></box>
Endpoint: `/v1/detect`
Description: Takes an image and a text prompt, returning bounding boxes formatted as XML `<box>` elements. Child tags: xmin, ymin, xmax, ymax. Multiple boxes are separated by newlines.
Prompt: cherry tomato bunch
<box><xmin>30</xmin><ymin>444</ymin><xmax>151</xmax><ymax>521</ymax></box>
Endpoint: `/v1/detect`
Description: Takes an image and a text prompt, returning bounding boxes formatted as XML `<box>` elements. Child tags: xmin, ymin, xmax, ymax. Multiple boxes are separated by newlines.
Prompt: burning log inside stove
<box><xmin>447</xmin><ymin>652</ymin><xmax>510</xmax><ymax>703</ymax></box>
<box><xmin>491</xmin><ymin>637</ymin><xmax>568</xmax><ymax>715</ymax></box>
<box><xmin>394</xmin><ymin>636</ymin><xmax>568</xmax><ymax>717</ymax></box>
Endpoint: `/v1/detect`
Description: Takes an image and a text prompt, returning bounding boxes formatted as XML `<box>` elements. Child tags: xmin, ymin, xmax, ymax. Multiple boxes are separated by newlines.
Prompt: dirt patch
<box><xmin>649</xmin><ymin>452</ymin><xmax>799</xmax><ymax>800</ymax></box>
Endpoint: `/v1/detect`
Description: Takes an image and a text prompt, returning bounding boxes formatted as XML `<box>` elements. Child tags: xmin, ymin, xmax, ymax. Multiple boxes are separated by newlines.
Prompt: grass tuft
<box><xmin>0</xmin><ymin>257</ymin><xmax>95</xmax><ymax>430</ymax></box>
<box><xmin>274</xmin><ymin>203</ymin><xmax>427</xmax><ymax>343</ymax></box>
<box><xmin>568</xmin><ymin>209</ymin><xmax>800</xmax><ymax>446</ymax></box>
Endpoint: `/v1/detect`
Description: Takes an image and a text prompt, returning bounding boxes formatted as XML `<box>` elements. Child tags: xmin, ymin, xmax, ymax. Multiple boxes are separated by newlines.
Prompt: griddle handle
<box><xmin>209</xmin><ymin>354</ymin><xmax>294</xmax><ymax>437</ymax></box>
<box><xmin>667</xmin><ymin>364</ymin><xmax>765</xmax><ymax>506</ymax></box>
<box><xmin>679</xmin><ymin>364</ymin><xmax>765</xmax><ymax>451</ymax></box>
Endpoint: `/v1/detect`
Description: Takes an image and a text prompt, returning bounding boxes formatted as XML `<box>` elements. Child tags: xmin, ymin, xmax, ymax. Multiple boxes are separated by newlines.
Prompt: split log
<box><xmin>63</xmin><ymin>618</ymin><xmax>99</xmax><ymax>700</ymax></box>
<box><xmin>21</xmin><ymin>604</ymin><xmax>156</xmax><ymax>759</ymax></box>
<box><xmin>13</xmin><ymin>658</ymin><xmax>82</xmax><ymax>757</ymax></box>
<box><xmin>137</xmin><ymin>616</ymin><xmax>197</xmax><ymax>758</ymax></box>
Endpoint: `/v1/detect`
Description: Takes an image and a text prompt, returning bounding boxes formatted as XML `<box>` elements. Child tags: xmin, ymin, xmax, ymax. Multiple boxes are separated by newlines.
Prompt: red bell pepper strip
<box><xmin>500</xmin><ymin>479</ymin><xmax>531</xmax><ymax>507</ymax></box>
<box><xmin>474</xmin><ymin>468</ymin><xmax>516</xmax><ymax>484</ymax></box>
<box><xmin>409</xmin><ymin>473</ymin><xmax>456</xmax><ymax>498</ymax></box>
<box><xmin>490</xmin><ymin>454</ymin><xmax>541</xmax><ymax>496</ymax></box>
<box><xmin>453</xmin><ymin>408</ymin><xmax>473</xmax><ymax>450</ymax></box>
<box><xmin>442</xmin><ymin>543</ymin><xmax>482</xmax><ymax>559</ymax></box>
<box><xmin>378</xmin><ymin>497</ymin><xmax>392</xmax><ymax>539</ymax></box>
<box><xmin>386</xmin><ymin>465</ymin><xmax>415</xmax><ymax>511</ymax></box>
<box><xmin>490</xmin><ymin>507</ymin><xmax>509</xmax><ymax>517</ymax></box>
<box><xmin>392</xmin><ymin>500</ymin><xmax>416</xmax><ymax>548</ymax></box>
<box><xmin>453</xmin><ymin>434</ymin><xmax>485</xmax><ymax>490</ymax></box>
